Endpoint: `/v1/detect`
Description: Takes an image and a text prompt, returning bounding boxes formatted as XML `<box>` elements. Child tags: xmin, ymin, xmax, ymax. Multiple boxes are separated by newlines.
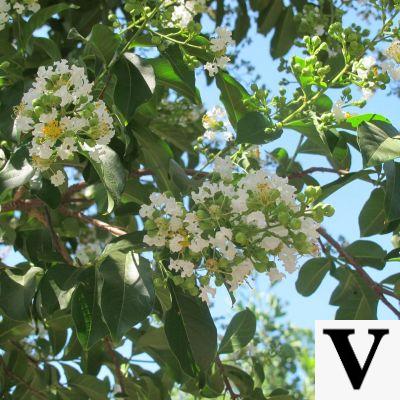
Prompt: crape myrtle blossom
<box><xmin>140</xmin><ymin>156</ymin><xmax>334</xmax><ymax>305</ymax></box>
<box><xmin>0</xmin><ymin>0</ymin><xmax>40</xmax><ymax>31</ymax></box>
<box><xmin>14</xmin><ymin>59</ymin><xmax>116</xmax><ymax>186</ymax></box>
<box><xmin>205</xmin><ymin>27</ymin><xmax>235</xmax><ymax>77</ymax></box>
<box><xmin>170</xmin><ymin>0</ymin><xmax>207</xmax><ymax>28</ymax></box>
<box><xmin>201</xmin><ymin>106</ymin><xmax>234</xmax><ymax>145</ymax></box>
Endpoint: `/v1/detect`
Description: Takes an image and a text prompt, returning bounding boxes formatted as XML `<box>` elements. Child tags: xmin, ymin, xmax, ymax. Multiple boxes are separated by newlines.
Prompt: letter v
<box><xmin>323</xmin><ymin>329</ymin><xmax>389</xmax><ymax>390</ymax></box>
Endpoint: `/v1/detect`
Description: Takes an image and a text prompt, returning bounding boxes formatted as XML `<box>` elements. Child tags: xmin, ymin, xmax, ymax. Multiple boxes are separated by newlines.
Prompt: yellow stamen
<box><xmin>42</xmin><ymin>120</ymin><xmax>62</xmax><ymax>140</ymax></box>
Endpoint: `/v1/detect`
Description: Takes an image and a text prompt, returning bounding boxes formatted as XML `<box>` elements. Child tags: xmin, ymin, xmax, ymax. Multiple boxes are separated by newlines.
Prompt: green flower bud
<box><xmin>235</xmin><ymin>231</ymin><xmax>248</xmax><ymax>245</ymax></box>
<box><xmin>172</xmin><ymin>275</ymin><xmax>184</xmax><ymax>285</ymax></box>
<box><xmin>254</xmin><ymin>262</ymin><xmax>267</xmax><ymax>273</ymax></box>
<box><xmin>278</xmin><ymin>212</ymin><xmax>289</xmax><ymax>226</ymax></box>
<box><xmin>289</xmin><ymin>218</ymin><xmax>301</xmax><ymax>230</ymax></box>
<box><xmin>144</xmin><ymin>219</ymin><xmax>157</xmax><ymax>231</ymax></box>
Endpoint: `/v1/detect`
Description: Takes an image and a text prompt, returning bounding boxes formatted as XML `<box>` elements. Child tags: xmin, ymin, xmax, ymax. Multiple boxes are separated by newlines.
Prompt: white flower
<box><xmin>204</xmin><ymin>62</ymin><xmax>219</xmax><ymax>77</ymax></box>
<box><xmin>189</xmin><ymin>236</ymin><xmax>208</xmax><ymax>252</ymax></box>
<box><xmin>361</xmin><ymin>87</ymin><xmax>374</xmax><ymax>101</ymax></box>
<box><xmin>57</xmin><ymin>137</ymin><xmax>77</xmax><ymax>160</ymax></box>
<box><xmin>169</xmin><ymin>259</ymin><xmax>195</xmax><ymax>278</ymax></box>
<box><xmin>199</xmin><ymin>285</ymin><xmax>216</xmax><ymax>305</ymax></box>
<box><xmin>50</xmin><ymin>170</ymin><xmax>65</xmax><ymax>187</ymax></box>
<box><xmin>355</xmin><ymin>56</ymin><xmax>376</xmax><ymax>79</ymax></box>
<box><xmin>169</xmin><ymin>235</ymin><xmax>185</xmax><ymax>252</ymax></box>
<box><xmin>139</xmin><ymin>204</ymin><xmax>154</xmax><ymax>219</ymax></box>
<box><xmin>211</xmin><ymin>27</ymin><xmax>235</xmax><ymax>52</ymax></box>
<box><xmin>279</xmin><ymin>245</ymin><xmax>297</xmax><ymax>273</ymax></box>
<box><xmin>213</xmin><ymin>156</ymin><xmax>234</xmax><ymax>181</ymax></box>
<box><xmin>246</xmin><ymin>211</ymin><xmax>267</xmax><ymax>228</ymax></box>
<box><xmin>385</xmin><ymin>40</ymin><xmax>400</xmax><ymax>63</ymax></box>
<box><xmin>260</xmin><ymin>236</ymin><xmax>281</xmax><ymax>251</ymax></box>
<box><xmin>230</xmin><ymin>259</ymin><xmax>253</xmax><ymax>290</ymax></box>
<box><xmin>332</xmin><ymin>100</ymin><xmax>346</xmax><ymax>121</ymax></box>
<box><xmin>268</xmin><ymin>267</ymin><xmax>285</xmax><ymax>283</ymax></box>
<box><xmin>216</xmin><ymin>55</ymin><xmax>230</xmax><ymax>69</ymax></box>
<box><xmin>143</xmin><ymin>234</ymin><xmax>165</xmax><ymax>247</ymax></box>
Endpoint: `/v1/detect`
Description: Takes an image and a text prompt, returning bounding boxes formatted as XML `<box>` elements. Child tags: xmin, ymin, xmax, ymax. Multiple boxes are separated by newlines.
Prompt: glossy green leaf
<box><xmin>165</xmin><ymin>284</ymin><xmax>217</xmax><ymax>376</ymax></box>
<box><xmin>99</xmin><ymin>251</ymin><xmax>155</xmax><ymax>342</ymax></box>
<box><xmin>113</xmin><ymin>53</ymin><xmax>155</xmax><ymax>120</ymax></box>
<box><xmin>85</xmin><ymin>145</ymin><xmax>126</xmax><ymax>213</ymax></box>
<box><xmin>357</xmin><ymin>121</ymin><xmax>400</xmax><ymax>167</ymax></box>
<box><xmin>219</xmin><ymin>308</ymin><xmax>256</xmax><ymax>354</ymax></box>
<box><xmin>70</xmin><ymin>375</ymin><xmax>109</xmax><ymax>400</ymax></box>
<box><xmin>296</xmin><ymin>258</ymin><xmax>333</xmax><ymax>296</ymax></box>
<box><xmin>0</xmin><ymin>266</ymin><xmax>42</xmax><ymax>321</ymax></box>
<box><xmin>0</xmin><ymin>147</ymin><xmax>34</xmax><ymax>192</ymax></box>
<box><xmin>384</xmin><ymin>162</ymin><xmax>400</xmax><ymax>223</ymax></box>
<box><xmin>359</xmin><ymin>188</ymin><xmax>386</xmax><ymax>237</ymax></box>
<box><xmin>84</xmin><ymin>24</ymin><xmax>120</xmax><ymax>64</ymax></box>
<box><xmin>237</xmin><ymin>112</ymin><xmax>273</xmax><ymax>144</ymax></box>
<box><xmin>216</xmin><ymin>71</ymin><xmax>251</xmax><ymax>128</ymax></box>
<box><xmin>345</xmin><ymin>240</ymin><xmax>386</xmax><ymax>269</ymax></box>
<box><xmin>270</xmin><ymin>7</ymin><xmax>297</xmax><ymax>58</ymax></box>
<box><xmin>330</xmin><ymin>266</ymin><xmax>378</xmax><ymax>320</ymax></box>
<box><xmin>71</xmin><ymin>267</ymin><xmax>109</xmax><ymax>350</ymax></box>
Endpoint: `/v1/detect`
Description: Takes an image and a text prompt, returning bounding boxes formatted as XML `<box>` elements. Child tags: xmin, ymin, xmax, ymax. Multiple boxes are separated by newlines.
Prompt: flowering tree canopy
<box><xmin>0</xmin><ymin>0</ymin><xmax>400</xmax><ymax>398</ymax></box>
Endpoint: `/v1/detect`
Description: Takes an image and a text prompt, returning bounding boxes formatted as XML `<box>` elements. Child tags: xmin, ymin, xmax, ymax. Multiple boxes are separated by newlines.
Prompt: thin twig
<box><xmin>104</xmin><ymin>337</ymin><xmax>127</xmax><ymax>395</ymax></box>
<box><xmin>215</xmin><ymin>356</ymin><xmax>240</xmax><ymax>399</ymax></box>
<box><xmin>43</xmin><ymin>207</ymin><xmax>74</xmax><ymax>265</ymax></box>
<box><xmin>59</xmin><ymin>207</ymin><xmax>127</xmax><ymax>236</ymax></box>
<box><xmin>0</xmin><ymin>357</ymin><xmax>47</xmax><ymax>400</ymax></box>
<box><xmin>288</xmin><ymin>167</ymin><xmax>349</xmax><ymax>179</ymax></box>
<box><xmin>317</xmin><ymin>227</ymin><xmax>400</xmax><ymax>319</ymax></box>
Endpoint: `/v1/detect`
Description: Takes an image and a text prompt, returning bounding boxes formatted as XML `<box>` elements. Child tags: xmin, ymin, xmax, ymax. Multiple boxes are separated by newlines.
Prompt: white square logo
<box><xmin>315</xmin><ymin>320</ymin><xmax>399</xmax><ymax>399</ymax></box>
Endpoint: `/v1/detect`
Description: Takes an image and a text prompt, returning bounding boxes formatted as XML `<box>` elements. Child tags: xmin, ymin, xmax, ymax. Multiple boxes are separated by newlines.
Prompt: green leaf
<box><xmin>70</xmin><ymin>375</ymin><xmax>109</xmax><ymax>400</ymax></box>
<box><xmin>270</xmin><ymin>7</ymin><xmax>297</xmax><ymax>59</ymax></box>
<box><xmin>359</xmin><ymin>188</ymin><xmax>386</xmax><ymax>237</ymax></box>
<box><xmin>160</xmin><ymin>45</ymin><xmax>201</xmax><ymax>104</ymax></box>
<box><xmin>319</xmin><ymin>170</ymin><xmax>372</xmax><ymax>201</ymax></box>
<box><xmin>344</xmin><ymin>113</ymin><xmax>391</xmax><ymax>129</ymax></box>
<box><xmin>0</xmin><ymin>266</ymin><xmax>42</xmax><ymax>321</ymax></box>
<box><xmin>345</xmin><ymin>240</ymin><xmax>386</xmax><ymax>269</ymax></box>
<box><xmin>296</xmin><ymin>258</ymin><xmax>333</xmax><ymax>296</ymax></box>
<box><xmin>85</xmin><ymin>145</ymin><xmax>126</xmax><ymax>213</ymax></box>
<box><xmin>384</xmin><ymin>162</ymin><xmax>400</xmax><ymax>223</ymax></box>
<box><xmin>256</xmin><ymin>0</ymin><xmax>283</xmax><ymax>35</ymax></box>
<box><xmin>131</xmin><ymin>125</ymin><xmax>178</xmax><ymax>193</ymax></box>
<box><xmin>165</xmin><ymin>284</ymin><xmax>217</xmax><ymax>376</ymax></box>
<box><xmin>23</xmin><ymin>3</ymin><xmax>77</xmax><ymax>43</ymax></box>
<box><xmin>113</xmin><ymin>53</ymin><xmax>155</xmax><ymax>121</ymax></box>
<box><xmin>84</xmin><ymin>24</ymin><xmax>120</xmax><ymax>64</ymax></box>
<box><xmin>32</xmin><ymin>178</ymin><xmax>61</xmax><ymax>209</ymax></box>
<box><xmin>330</xmin><ymin>266</ymin><xmax>378</xmax><ymax>320</ymax></box>
<box><xmin>99</xmin><ymin>251</ymin><xmax>155</xmax><ymax>342</ymax></box>
<box><xmin>0</xmin><ymin>147</ymin><xmax>34</xmax><ymax>192</ymax></box>
<box><xmin>71</xmin><ymin>267</ymin><xmax>109</xmax><ymax>350</ymax></box>
<box><xmin>100</xmin><ymin>231</ymin><xmax>146</xmax><ymax>260</ymax></box>
<box><xmin>169</xmin><ymin>159</ymin><xmax>197</xmax><ymax>194</ymax></box>
<box><xmin>218</xmin><ymin>308</ymin><xmax>256</xmax><ymax>354</ymax></box>
<box><xmin>357</xmin><ymin>121</ymin><xmax>400</xmax><ymax>167</ymax></box>
<box><xmin>0</xmin><ymin>318</ymin><xmax>32</xmax><ymax>344</ymax></box>
<box><xmin>233</xmin><ymin>0</ymin><xmax>251</xmax><ymax>43</ymax></box>
<box><xmin>31</xmin><ymin>37</ymin><xmax>61</xmax><ymax>60</ymax></box>
<box><xmin>237</xmin><ymin>112</ymin><xmax>274</xmax><ymax>144</ymax></box>
<box><xmin>223</xmin><ymin>365</ymin><xmax>254</xmax><ymax>396</ymax></box>
<box><xmin>216</xmin><ymin>71</ymin><xmax>251</xmax><ymax>129</ymax></box>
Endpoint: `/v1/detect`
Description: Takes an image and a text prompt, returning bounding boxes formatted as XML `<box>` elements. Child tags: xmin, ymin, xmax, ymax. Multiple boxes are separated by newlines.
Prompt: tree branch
<box><xmin>59</xmin><ymin>207</ymin><xmax>127</xmax><ymax>236</ymax></box>
<box><xmin>43</xmin><ymin>207</ymin><xmax>74</xmax><ymax>265</ymax></box>
<box><xmin>104</xmin><ymin>337</ymin><xmax>127</xmax><ymax>395</ymax></box>
<box><xmin>0</xmin><ymin>357</ymin><xmax>47</xmax><ymax>400</ymax></box>
<box><xmin>215</xmin><ymin>356</ymin><xmax>240</xmax><ymax>399</ymax></box>
<box><xmin>317</xmin><ymin>227</ymin><xmax>400</xmax><ymax>319</ymax></box>
<box><xmin>288</xmin><ymin>167</ymin><xmax>349</xmax><ymax>179</ymax></box>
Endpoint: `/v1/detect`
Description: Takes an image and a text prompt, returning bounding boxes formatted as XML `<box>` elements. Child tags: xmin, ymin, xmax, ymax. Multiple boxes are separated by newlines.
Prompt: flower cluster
<box><xmin>0</xmin><ymin>0</ymin><xmax>40</xmax><ymax>31</ymax></box>
<box><xmin>201</xmin><ymin>106</ymin><xmax>234</xmax><ymax>143</ymax></box>
<box><xmin>14</xmin><ymin>59</ymin><xmax>115</xmax><ymax>187</ymax></box>
<box><xmin>204</xmin><ymin>27</ymin><xmax>235</xmax><ymax>77</ymax></box>
<box><xmin>170</xmin><ymin>0</ymin><xmax>206</xmax><ymax>28</ymax></box>
<box><xmin>140</xmin><ymin>157</ymin><xmax>333</xmax><ymax>304</ymax></box>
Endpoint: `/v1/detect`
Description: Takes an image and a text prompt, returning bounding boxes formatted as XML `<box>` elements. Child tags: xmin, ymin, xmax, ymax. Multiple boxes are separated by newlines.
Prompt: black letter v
<box><xmin>323</xmin><ymin>329</ymin><xmax>389</xmax><ymax>390</ymax></box>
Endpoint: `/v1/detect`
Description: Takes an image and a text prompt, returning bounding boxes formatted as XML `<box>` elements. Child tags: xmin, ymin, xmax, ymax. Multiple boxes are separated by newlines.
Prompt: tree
<box><xmin>0</xmin><ymin>0</ymin><xmax>400</xmax><ymax>398</ymax></box>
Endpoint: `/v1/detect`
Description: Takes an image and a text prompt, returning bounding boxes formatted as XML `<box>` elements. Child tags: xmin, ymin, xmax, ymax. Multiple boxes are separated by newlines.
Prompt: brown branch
<box><xmin>104</xmin><ymin>337</ymin><xmax>127</xmax><ymax>395</ymax></box>
<box><xmin>317</xmin><ymin>227</ymin><xmax>400</xmax><ymax>319</ymax></box>
<box><xmin>43</xmin><ymin>207</ymin><xmax>74</xmax><ymax>265</ymax></box>
<box><xmin>0</xmin><ymin>357</ymin><xmax>47</xmax><ymax>400</ymax></box>
<box><xmin>215</xmin><ymin>356</ymin><xmax>240</xmax><ymax>399</ymax></box>
<box><xmin>59</xmin><ymin>207</ymin><xmax>127</xmax><ymax>236</ymax></box>
<box><xmin>288</xmin><ymin>167</ymin><xmax>349</xmax><ymax>179</ymax></box>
